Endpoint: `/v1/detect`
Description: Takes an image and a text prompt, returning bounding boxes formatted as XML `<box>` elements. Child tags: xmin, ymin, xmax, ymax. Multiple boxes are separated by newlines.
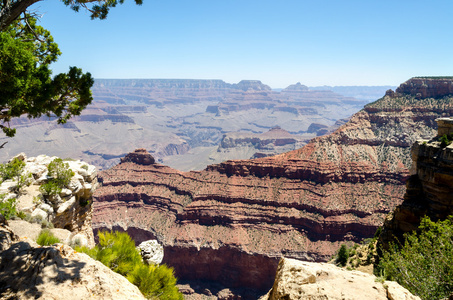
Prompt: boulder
<box><xmin>56</xmin><ymin>196</ymin><xmax>76</xmax><ymax>214</ymax></box>
<box><xmin>7</xmin><ymin>220</ymin><xmax>42</xmax><ymax>241</ymax></box>
<box><xmin>31</xmin><ymin>208</ymin><xmax>48</xmax><ymax>221</ymax></box>
<box><xmin>137</xmin><ymin>240</ymin><xmax>164</xmax><ymax>265</ymax></box>
<box><xmin>260</xmin><ymin>258</ymin><xmax>420</xmax><ymax>300</ymax></box>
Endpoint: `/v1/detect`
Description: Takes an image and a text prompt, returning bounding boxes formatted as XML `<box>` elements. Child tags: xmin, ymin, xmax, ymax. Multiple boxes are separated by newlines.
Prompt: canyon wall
<box><xmin>380</xmin><ymin>117</ymin><xmax>453</xmax><ymax>248</ymax></box>
<box><xmin>92</xmin><ymin>78</ymin><xmax>453</xmax><ymax>297</ymax></box>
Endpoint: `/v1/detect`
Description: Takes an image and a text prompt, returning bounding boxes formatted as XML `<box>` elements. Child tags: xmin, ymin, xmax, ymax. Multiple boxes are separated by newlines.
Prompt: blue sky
<box><xmin>31</xmin><ymin>0</ymin><xmax>453</xmax><ymax>88</ymax></box>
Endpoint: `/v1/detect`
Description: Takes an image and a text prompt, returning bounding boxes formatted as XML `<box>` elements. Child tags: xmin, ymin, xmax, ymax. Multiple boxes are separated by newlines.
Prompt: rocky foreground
<box><xmin>92</xmin><ymin>78</ymin><xmax>453</xmax><ymax>297</ymax></box>
<box><xmin>0</xmin><ymin>225</ymin><xmax>145</xmax><ymax>299</ymax></box>
<box><xmin>260</xmin><ymin>258</ymin><xmax>419</xmax><ymax>300</ymax></box>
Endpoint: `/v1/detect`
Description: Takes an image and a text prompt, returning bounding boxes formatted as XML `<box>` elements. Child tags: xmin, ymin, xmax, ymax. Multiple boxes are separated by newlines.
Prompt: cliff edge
<box><xmin>380</xmin><ymin>117</ymin><xmax>453</xmax><ymax>248</ymax></box>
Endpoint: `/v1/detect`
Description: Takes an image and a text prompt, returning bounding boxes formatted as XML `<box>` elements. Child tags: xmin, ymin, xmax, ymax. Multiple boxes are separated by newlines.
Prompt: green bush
<box><xmin>0</xmin><ymin>157</ymin><xmax>25</xmax><ymax>181</ymax></box>
<box><xmin>77</xmin><ymin>231</ymin><xmax>182</xmax><ymax>299</ymax></box>
<box><xmin>40</xmin><ymin>180</ymin><xmax>63</xmax><ymax>196</ymax></box>
<box><xmin>0</xmin><ymin>195</ymin><xmax>17</xmax><ymax>220</ymax></box>
<box><xmin>127</xmin><ymin>263</ymin><xmax>182</xmax><ymax>300</ymax></box>
<box><xmin>40</xmin><ymin>158</ymin><xmax>74</xmax><ymax>196</ymax></box>
<box><xmin>47</xmin><ymin>158</ymin><xmax>74</xmax><ymax>187</ymax></box>
<box><xmin>439</xmin><ymin>134</ymin><xmax>452</xmax><ymax>148</ymax></box>
<box><xmin>36</xmin><ymin>229</ymin><xmax>61</xmax><ymax>246</ymax></box>
<box><xmin>336</xmin><ymin>244</ymin><xmax>349</xmax><ymax>266</ymax></box>
<box><xmin>379</xmin><ymin>216</ymin><xmax>453</xmax><ymax>300</ymax></box>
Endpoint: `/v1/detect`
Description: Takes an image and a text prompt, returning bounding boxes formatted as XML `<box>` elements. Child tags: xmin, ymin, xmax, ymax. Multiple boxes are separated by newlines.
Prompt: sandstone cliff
<box><xmin>92</xmin><ymin>78</ymin><xmax>453</xmax><ymax>297</ymax></box>
<box><xmin>380</xmin><ymin>117</ymin><xmax>453</xmax><ymax>248</ymax></box>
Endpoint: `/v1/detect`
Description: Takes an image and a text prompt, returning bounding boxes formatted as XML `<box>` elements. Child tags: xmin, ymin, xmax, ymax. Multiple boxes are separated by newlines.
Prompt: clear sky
<box><xmin>30</xmin><ymin>0</ymin><xmax>453</xmax><ymax>88</ymax></box>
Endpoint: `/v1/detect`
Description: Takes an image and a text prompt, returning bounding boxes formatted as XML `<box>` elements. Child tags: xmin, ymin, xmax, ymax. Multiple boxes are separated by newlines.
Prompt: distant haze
<box><xmin>310</xmin><ymin>86</ymin><xmax>396</xmax><ymax>102</ymax></box>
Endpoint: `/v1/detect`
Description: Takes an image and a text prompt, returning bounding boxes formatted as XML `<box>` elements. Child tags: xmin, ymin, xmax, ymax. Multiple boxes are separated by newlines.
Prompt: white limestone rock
<box><xmin>70</xmin><ymin>233</ymin><xmax>89</xmax><ymax>247</ymax></box>
<box><xmin>68</xmin><ymin>175</ymin><xmax>83</xmax><ymax>193</ymax></box>
<box><xmin>56</xmin><ymin>196</ymin><xmax>76</xmax><ymax>214</ymax></box>
<box><xmin>0</xmin><ymin>241</ymin><xmax>146</xmax><ymax>299</ymax></box>
<box><xmin>31</xmin><ymin>208</ymin><xmax>48</xmax><ymax>221</ymax></box>
<box><xmin>0</xmin><ymin>180</ymin><xmax>17</xmax><ymax>193</ymax></box>
<box><xmin>39</xmin><ymin>203</ymin><xmax>53</xmax><ymax>214</ymax></box>
<box><xmin>260</xmin><ymin>258</ymin><xmax>420</xmax><ymax>300</ymax></box>
<box><xmin>59</xmin><ymin>188</ymin><xmax>72</xmax><ymax>197</ymax></box>
<box><xmin>137</xmin><ymin>240</ymin><xmax>164</xmax><ymax>265</ymax></box>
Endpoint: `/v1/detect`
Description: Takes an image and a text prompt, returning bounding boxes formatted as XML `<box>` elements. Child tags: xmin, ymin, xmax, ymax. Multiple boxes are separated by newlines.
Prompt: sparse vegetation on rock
<box><xmin>0</xmin><ymin>195</ymin><xmax>16</xmax><ymax>220</ymax></box>
<box><xmin>76</xmin><ymin>231</ymin><xmax>183</xmax><ymax>300</ymax></box>
<box><xmin>36</xmin><ymin>229</ymin><xmax>61</xmax><ymax>246</ymax></box>
<box><xmin>40</xmin><ymin>158</ymin><xmax>74</xmax><ymax>197</ymax></box>
<box><xmin>378</xmin><ymin>216</ymin><xmax>453</xmax><ymax>300</ymax></box>
<box><xmin>439</xmin><ymin>133</ymin><xmax>453</xmax><ymax>147</ymax></box>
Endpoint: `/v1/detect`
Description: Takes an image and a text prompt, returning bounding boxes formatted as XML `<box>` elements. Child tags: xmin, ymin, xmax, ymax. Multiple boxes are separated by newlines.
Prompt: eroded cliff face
<box><xmin>380</xmin><ymin>117</ymin><xmax>453</xmax><ymax>248</ymax></box>
<box><xmin>92</xmin><ymin>78</ymin><xmax>453</xmax><ymax>297</ymax></box>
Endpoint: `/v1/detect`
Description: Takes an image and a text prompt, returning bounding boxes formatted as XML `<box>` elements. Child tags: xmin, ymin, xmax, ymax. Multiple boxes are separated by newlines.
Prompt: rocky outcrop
<box><xmin>260</xmin><ymin>258</ymin><xmax>419</xmax><ymax>300</ymax></box>
<box><xmin>393</xmin><ymin>77</ymin><xmax>453</xmax><ymax>99</ymax></box>
<box><xmin>0</xmin><ymin>153</ymin><xmax>98</xmax><ymax>247</ymax></box>
<box><xmin>0</xmin><ymin>227</ymin><xmax>145</xmax><ymax>299</ymax></box>
<box><xmin>120</xmin><ymin>148</ymin><xmax>155</xmax><ymax>165</ymax></box>
<box><xmin>380</xmin><ymin>117</ymin><xmax>453</xmax><ymax>248</ymax></box>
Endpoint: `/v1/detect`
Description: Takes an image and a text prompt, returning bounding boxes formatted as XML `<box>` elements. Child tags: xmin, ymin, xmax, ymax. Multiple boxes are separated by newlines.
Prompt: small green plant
<box><xmin>336</xmin><ymin>244</ymin><xmax>349</xmax><ymax>267</ymax></box>
<box><xmin>16</xmin><ymin>210</ymin><xmax>27</xmax><ymax>220</ymax></box>
<box><xmin>40</xmin><ymin>180</ymin><xmax>62</xmax><ymax>196</ymax></box>
<box><xmin>36</xmin><ymin>229</ymin><xmax>60</xmax><ymax>246</ymax></box>
<box><xmin>15</xmin><ymin>172</ymin><xmax>32</xmax><ymax>193</ymax></box>
<box><xmin>77</xmin><ymin>231</ymin><xmax>183</xmax><ymax>299</ymax></box>
<box><xmin>40</xmin><ymin>158</ymin><xmax>74</xmax><ymax>196</ymax></box>
<box><xmin>0</xmin><ymin>157</ymin><xmax>25</xmax><ymax>181</ymax></box>
<box><xmin>0</xmin><ymin>195</ymin><xmax>17</xmax><ymax>220</ymax></box>
<box><xmin>439</xmin><ymin>134</ymin><xmax>453</xmax><ymax>148</ymax></box>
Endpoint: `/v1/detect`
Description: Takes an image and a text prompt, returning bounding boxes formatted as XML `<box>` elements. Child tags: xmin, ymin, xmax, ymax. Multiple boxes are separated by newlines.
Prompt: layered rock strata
<box><xmin>93</xmin><ymin>78</ymin><xmax>453</xmax><ymax>297</ymax></box>
<box><xmin>380</xmin><ymin>117</ymin><xmax>453</xmax><ymax>248</ymax></box>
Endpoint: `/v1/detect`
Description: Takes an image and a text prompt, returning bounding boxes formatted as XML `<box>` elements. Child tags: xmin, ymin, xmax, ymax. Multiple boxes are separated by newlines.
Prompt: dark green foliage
<box><xmin>374</xmin><ymin>226</ymin><xmax>382</xmax><ymax>239</ymax></box>
<box><xmin>61</xmin><ymin>0</ymin><xmax>143</xmax><ymax>20</ymax></box>
<box><xmin>379</xmin><ymin>216</ymin><xmax>453</xmax><ymax>300</ymax></box>
<box><xmin>0</xmin><ymin>195</ymin><xmax>17</xmax><ymax>219</ymax></box>
<box><xmin>40</xmin><ymin>158</ymin><xmax>74</xmax><ymax>196</ymax></box>
<box><xmin>439</xmin><ymin>134</ymin><xmax>453</xmax><ymax>148</ymax></box>
<box><xmin>336</xmin><ymin>244</ymin><xmax>349</xmax><ymax>267</ymax></box>
<box><xmin>0</xmin><ymin>0</ymin><xmax>143</xmax><ymax>32</ymax></box>
<box><xmin>77</xmin><ymin>231</ymin><xmax>182</xmax><ymax>299</ymax></box>
<box><xmin>127</xmin><ymin>263</ymin><xmax>183</xmax><ymax>300</ymax></box>
<box><xmin>0</xmin><ymin>157</ymin><xmax>25</xmax><ymax>181</ymax></box>
<box><xmin>0</xmin><ymin>16</ymin><xmax>93</xmax><ymax>137</ymax></box>
<box><xmin>36</xmin><ymin>229</ymin><xmax>61</xmax><ymax>246</ymax></box>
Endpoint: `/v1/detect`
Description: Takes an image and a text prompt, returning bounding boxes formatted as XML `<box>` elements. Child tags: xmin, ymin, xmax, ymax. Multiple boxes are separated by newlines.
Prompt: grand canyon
<box><xmin>0</xmin><ymin>80</ymin><xmax>386</xmax><ymax>171</ymax></box>
<box><xmin>90</xmin><ymin>77</ymin><xmax>453</xmax><ymax>297</ymax></box>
